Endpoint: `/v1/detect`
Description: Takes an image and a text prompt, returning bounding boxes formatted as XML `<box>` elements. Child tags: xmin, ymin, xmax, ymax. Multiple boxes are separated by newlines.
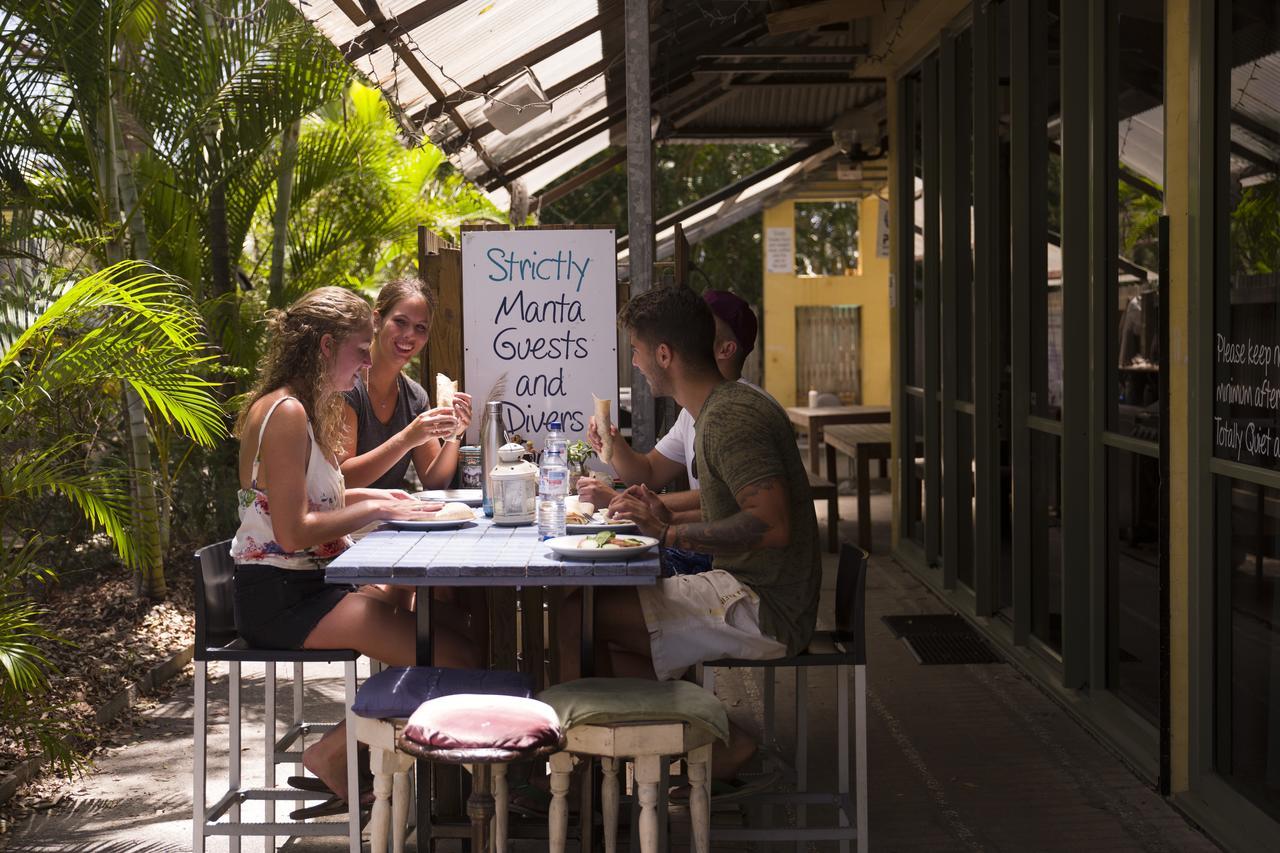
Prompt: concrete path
<box><xmin>2</xmin><ymin>492</ymin><xmax>1220</xmax><ymax>852</ymax></box>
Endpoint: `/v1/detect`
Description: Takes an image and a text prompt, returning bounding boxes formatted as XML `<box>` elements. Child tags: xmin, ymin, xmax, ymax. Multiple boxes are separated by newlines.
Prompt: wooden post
<box><xmin>420</xmin><ymin>230</ymin><xmax>465</xmax><ymax>393</ymax></box>
<box><xmin>674</xmin><ymin>222</ymin><xmax>690</xmax><ymax>288</ymax></box>
<box><xmin>624</xmin><ymin>0</ymin><xmax>656</xmax><ymax>451</ymax></box>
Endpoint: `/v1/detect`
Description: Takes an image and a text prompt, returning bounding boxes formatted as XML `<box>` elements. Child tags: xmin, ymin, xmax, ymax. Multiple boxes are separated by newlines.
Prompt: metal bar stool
<box><xmin>192</xmin><ymin>541</ymin><xmax>361</xmax><ymax>853</ymax></box>
<box><xmin>698</xmin><ymin>543</ymin><xmax>869</xmax><ymax>852</ymax></box>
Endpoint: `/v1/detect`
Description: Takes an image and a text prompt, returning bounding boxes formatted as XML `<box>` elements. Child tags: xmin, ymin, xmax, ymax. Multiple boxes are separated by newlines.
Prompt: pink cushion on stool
<box><xmin>402</xmin><ymin>694</ymin><xmax>562</xmax><ymax>751</ymax></box>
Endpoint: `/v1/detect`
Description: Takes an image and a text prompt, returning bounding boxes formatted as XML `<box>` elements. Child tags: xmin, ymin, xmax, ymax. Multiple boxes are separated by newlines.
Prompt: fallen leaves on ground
<box><xmin>0</xmin><ymin>565</ymin><xmax>194</xmax><ymax>830</ymax></box>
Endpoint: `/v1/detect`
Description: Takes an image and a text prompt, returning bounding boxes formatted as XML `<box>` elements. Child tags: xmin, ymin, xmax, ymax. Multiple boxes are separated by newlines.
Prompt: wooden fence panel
<box><xmin>795</xmin><ymin>304</ymin><xmax>861</xmax><ymax>404</ymax></box>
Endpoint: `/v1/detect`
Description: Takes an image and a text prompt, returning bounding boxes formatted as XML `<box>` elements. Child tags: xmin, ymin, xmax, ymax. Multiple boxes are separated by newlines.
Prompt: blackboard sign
<box><xmin>461</xmin><ymin>228</ymin><xmax>618</xmax><ymax>445</ymax></box>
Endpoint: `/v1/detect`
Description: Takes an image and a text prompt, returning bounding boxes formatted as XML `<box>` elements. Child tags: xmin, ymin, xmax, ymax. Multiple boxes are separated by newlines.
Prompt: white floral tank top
<box><xmin>230</xmin><ymin>396</ymin><xmax>352</xmax><ymax>569</ymax></box>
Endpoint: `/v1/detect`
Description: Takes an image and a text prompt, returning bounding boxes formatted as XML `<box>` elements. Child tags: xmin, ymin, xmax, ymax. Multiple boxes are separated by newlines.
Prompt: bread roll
<box><xmin>432</xmin><ymin>502</ymin><xmax>474</xmax><ymax>521</ymax></box>
<box><xmin>593</xmin><ymin>394</ymin><xmax>613</xmax><ymax>464</ymax></box>
<box><xmin>436</xmin><ymin>373</ymin><xmax>458</xmax><ymax>409</ymax></box>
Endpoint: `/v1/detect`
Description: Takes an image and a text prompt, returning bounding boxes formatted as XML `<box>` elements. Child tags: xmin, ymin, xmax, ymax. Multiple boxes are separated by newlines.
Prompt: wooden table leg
<box><xmin>808</xmin><ymin>421</ymin><xmax>822</xmax><ymax>474</ymax></box>
<box><xmin>415</xmin><ymin>598</ymin><xmax>434</xmax><ymax>846</ymax></box>
<box><xmin>580</xmin><ymin>588</ymin><xmax>596</xmax><ymax>853</ymax></box>
<box><xmin>857</xmin><ymin>450</ymin><xmax>872</xmax><ymax>552</ymax></box>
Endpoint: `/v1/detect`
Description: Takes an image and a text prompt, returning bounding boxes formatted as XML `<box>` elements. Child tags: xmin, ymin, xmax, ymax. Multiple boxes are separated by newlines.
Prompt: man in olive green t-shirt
<box><xmin>598</xmin><ymin>285</ymin><xmax>822</xmax><ymax>779</ymax></box>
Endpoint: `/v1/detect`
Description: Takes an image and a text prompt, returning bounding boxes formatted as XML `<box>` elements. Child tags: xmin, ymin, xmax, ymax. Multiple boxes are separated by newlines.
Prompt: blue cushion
<box><xmin>352</xmin><ymin>667</ymin><xmax>534</xmax><ymax>719</ymax></box>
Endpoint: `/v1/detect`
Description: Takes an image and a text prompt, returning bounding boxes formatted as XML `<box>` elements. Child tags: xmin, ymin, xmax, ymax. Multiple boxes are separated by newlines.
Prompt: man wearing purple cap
<box><xmin>581</xmin><ymin>289</ymin><xmax>778</xmax><ymax>574</ymax></box>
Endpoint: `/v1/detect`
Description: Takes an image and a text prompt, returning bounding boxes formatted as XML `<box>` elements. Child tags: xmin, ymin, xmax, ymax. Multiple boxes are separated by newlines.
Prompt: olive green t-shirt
<box><xmin>693</xmin><ymin>381</ymin><xmax>822</xmax><ymax>655</ymax></box>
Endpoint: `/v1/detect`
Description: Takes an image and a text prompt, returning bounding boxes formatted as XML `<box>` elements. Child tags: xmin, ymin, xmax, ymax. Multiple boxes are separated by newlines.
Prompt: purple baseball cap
<box><xmin>702</xmin><ymin>289</ymin><xmax>759</xmax><ymax>356</ymax></box>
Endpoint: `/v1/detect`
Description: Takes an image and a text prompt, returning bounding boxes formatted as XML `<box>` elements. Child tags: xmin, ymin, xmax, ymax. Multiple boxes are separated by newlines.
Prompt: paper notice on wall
<box><xmin>765</xmin><ymin>227</ymin><xmax>794</xmax><ymax>274</ymax></box>
<box><xmin>876</xmin><ymin>198</ymin><xmax>891</xmax><ymax>258</ymax></box>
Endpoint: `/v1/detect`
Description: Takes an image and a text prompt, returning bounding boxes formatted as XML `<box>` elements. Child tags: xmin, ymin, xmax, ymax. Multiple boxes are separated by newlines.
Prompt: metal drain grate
<box><xmin>881</xmin><ymin>614</ymin><xmax>1004</xmax><ymax>665</ymax></box>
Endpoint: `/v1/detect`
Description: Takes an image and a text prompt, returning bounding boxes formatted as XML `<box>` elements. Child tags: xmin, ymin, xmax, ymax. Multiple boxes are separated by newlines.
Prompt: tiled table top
<box><xmin>325</xmin><ymin>519</ymin><xmax>662</xmax><ymax>586</ymax></box>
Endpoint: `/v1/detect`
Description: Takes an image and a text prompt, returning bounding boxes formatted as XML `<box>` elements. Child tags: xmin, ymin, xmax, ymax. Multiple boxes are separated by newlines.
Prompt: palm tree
<box><xmin>244</xmin><ymin>81</ymin><xmax>501</xmax><ymax>305</ymax></box>
<box><xmin>0</xmin><ymin>260</ymin><xmax>225</xmax><ymax>762</ymax></box>
<box><xmin>0</xmin><ymin>0</ymin><xmax>349</xmax><ymax>594</ymax></box>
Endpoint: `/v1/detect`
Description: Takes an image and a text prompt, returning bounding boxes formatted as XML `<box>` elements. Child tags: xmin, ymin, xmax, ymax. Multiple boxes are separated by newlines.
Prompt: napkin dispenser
<box><xmin>489</xmin><ymin>443</ymin><xmax>537</xmax><ymax>526</ymax></box>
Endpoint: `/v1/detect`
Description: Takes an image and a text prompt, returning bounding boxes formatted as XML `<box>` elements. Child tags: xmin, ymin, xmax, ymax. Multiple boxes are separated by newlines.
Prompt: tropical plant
<box><xmin>242</xmin><ymin>81</ymin><xmax>501</xmax><ymax>308</ymax></box>
<box><xmin>1230</xmin><ymin>178</ymin><xmax>1280</xmax><ymax>275</ymax></box>
<box><xmin>0</xmin><ymin>0</ymin><xmax>350</xmax><ymax>594</ymax></box>
<box><xmin>0</xmin><ymin>259</ymin><xmax>225</xmax><ymax>761</ymax></box>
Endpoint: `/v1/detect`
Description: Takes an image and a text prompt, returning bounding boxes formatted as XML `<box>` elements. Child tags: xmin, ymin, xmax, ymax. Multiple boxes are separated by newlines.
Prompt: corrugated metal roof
<box><xmin>1229</xmin><ymin>50</ymin><xmax>1280</xmax><ymax>174</ymax></box>
<box><xmin>290</xmin><ymin>0</ymin><xmax>888</xmax><ymax>201</ymax></box>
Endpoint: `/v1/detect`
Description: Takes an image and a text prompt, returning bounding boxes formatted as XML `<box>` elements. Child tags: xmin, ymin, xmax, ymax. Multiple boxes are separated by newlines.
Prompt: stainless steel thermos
<box><xmin>480</xmin><ymin>400</ymin><xmax>504</xmax><ymax>517</ymax></box>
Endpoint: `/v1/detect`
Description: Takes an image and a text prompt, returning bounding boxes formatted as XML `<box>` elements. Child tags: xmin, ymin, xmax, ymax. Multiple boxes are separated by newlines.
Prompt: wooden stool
<box><xmin>349</xmin><ymin>666</ymin><xmax>538</xmax><ymax>853</ymax></box>
<box><xmin>394</xmin><ymin>693</ymin><xmax>564</xmax><ymax>853</ymax></box>
<box><xmin>540</xmin><ymin>678</ymin><xmax>729</xmax><ymax>853</ymax></box>
<box><xmin>548</xmin><ymin>722</ymin><xmax>715</xmax><ymax>853</ymax></box>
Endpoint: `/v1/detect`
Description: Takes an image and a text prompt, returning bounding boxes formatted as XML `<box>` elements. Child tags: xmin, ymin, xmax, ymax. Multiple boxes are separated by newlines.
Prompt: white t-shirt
<box><xmin>653</xmin><ymin>378</ymin><xmax>776</xmax><ymax>488</ymax></box>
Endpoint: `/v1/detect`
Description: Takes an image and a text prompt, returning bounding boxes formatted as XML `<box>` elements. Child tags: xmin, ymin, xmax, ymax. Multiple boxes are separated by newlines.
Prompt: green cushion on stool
<box><xmin>538</xmin><ymin>678</ymin><xmax>730</xmax><ymax>744</ymax></box>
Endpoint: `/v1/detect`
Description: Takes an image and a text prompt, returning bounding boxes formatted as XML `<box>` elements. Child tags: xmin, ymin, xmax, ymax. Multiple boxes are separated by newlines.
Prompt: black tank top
<box><xmin>343</xmin><ymin>373</ymin><xmax>430</xmax><ymax>490</ymax></box>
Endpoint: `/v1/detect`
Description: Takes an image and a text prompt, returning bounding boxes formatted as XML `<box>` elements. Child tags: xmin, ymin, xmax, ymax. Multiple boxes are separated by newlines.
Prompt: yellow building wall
<box><xmin>762</xmin><ymin>196</ymin><xmax>893</xmax><ymax>408</ymax></box>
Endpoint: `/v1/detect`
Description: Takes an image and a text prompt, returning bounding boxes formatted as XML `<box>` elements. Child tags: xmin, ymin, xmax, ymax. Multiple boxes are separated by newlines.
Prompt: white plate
<box><xmin>544</xmin><ymin>534</ymin><xmax>657</xmax><ymax>560</ymax></box>
<box><xmin>412</xmin><ymin>488</ymin><xmax>483</xmax><ymax>507</ymax></box>
<box><xmin>384</xmin><ymin>516</ymin><xmax>476</xmax><ymax>531</ymax></box>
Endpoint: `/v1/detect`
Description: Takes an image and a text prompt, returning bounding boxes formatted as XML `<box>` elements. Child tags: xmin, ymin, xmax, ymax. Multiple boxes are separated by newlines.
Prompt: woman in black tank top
<box><xmin>339</xmin><ymin>278</ymin><xmax>472</xmax><ymax>490</ymax></box>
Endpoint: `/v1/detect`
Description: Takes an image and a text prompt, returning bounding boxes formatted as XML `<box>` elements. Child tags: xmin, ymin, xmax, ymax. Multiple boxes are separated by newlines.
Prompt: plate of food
<box><xmin>563</xmin><ymin>497</ymin><xmax>639</xmax><ymax>534</ymax></box>
<box><xmin>544</xmin><ymin>531</ymin><xmax>658</xmax><ymax>560</ymax></box>
<box><xmin>385</xmin><ymin>502</ymin><xmax>479</xmax><ymax>530</ymax></box>
<box><xmin>412</xmin><ymin>488</ymin><xmax>483</xmax><ymax>507</ymax></box>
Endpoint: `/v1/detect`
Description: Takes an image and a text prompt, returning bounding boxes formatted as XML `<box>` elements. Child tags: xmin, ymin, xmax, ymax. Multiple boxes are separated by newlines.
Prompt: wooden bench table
<box><xmin>822</xmin><ymin>423</ymin><xmax>893</xmax><ymax>552</ymax></box>
<box><xmin>785</xmin><ymin>405</ymin><xmax>891</xmax><ymax>475</ymax></box>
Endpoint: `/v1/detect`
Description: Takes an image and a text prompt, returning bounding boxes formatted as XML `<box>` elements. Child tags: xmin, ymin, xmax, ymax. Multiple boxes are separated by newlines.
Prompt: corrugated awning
<box><xmin>291</xmin><ymin>0</ymin><xmax>888</xmax><ymax>206</ymax></box>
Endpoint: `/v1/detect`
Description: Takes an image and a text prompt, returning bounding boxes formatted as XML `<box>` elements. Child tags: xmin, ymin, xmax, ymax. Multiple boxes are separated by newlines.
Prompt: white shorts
<box><xmin>636</xmin><ymin>570</ymin><xmax>788</xmax><ymax>681</ymax></box>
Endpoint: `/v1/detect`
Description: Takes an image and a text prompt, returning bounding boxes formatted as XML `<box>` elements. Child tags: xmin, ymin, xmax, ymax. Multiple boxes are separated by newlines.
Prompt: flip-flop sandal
<box><xmin>288</xmin><ymin>790</ymin><xmax>376</xmax><ymax>821</ymax></box>
<box><xmin>286</xmin><ymin>775</ymin><xmax>333</xmax><ymax>794</ymax></box>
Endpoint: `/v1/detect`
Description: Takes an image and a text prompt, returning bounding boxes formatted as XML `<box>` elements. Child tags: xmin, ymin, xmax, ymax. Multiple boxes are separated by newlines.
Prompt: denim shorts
<box><xmin>232</xmin><ymin>564</ymin><xmax>352</xmax><ymax>650</ymax></box>
<box><xmin>660</xmin><ymin>547</ymin><xmax>714</xmax><ymax>577</ymax></box>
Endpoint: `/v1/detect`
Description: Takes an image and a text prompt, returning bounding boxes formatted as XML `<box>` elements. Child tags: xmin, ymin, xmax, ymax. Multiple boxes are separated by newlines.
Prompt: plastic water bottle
<box><xmin>544</xmin><ymin>419</ymin><xmax>568</xmax><ymax>458</ymax></box>
<box><xmin>537</xmin><ymin>444</ymin><xmax>569</xmax><ymax>540</ymax></box>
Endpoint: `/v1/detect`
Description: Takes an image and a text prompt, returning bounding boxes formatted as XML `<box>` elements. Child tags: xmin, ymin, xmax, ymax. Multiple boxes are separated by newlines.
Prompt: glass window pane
<box><xmin>907</xmin><ymin>393</ymin><xmax>925</xmax><ymax>544</ymax></box>
<box><xmin>910</xmin><ymin>73</ymin><xmax>927</xmax><ymax>388</ymax></box>
<box><xmin>1107</xmin><ymin>447</ymin><xmax>1161</xmax><ymax>722</ymax></box>
<box><xmin>1215</xmin><ymin>475</ymin><xmax>1280</xmax><ymax>821</ymax></box>
<box><xmin>1031</xmin><ymin>429</ymin><xmax>1064</xmax><ymax>652</ymax></box>
<box><xmin>1213</xmin><ymin>0</ymin><xmax>1280</xmax><ymax>822</ymax></box>
<box><xmin>1108</xmin><ymin>0</ymin><xmax>1164</xmax><ymax>437</ymax></box>
<box><xmin>956</xmin><ymin>30</ymin><xmax>975</xmax><ymax>403</ymax></box>
<box><xmin>956</xmin><ymin>413</ymin><xmax>976</xmax><ymax>589</ymax></box>
<box><xmin>1213</xmin><ymin>5</ymin><xmax>1280</xmax><ymax>470</ymax></box>
<box><xmin>1037</xmin><ymin>3</ymin><xmax>1064</xmax><ymax>420</ymax></box>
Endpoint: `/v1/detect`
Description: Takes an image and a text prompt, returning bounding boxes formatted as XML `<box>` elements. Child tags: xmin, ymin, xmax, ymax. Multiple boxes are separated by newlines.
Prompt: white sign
<box><xmin>876</xmin><ymin>198</ymin><xmax>891</xmax><ymax>259</ymax></box>
<box><xmin>765</xmin><ymin>226</ymin><xmax>794</xmax><ymax>274</ymax></box>
<box><xmin>461</xmin><ymin>228</ymin><xmax>617</xmax><ymax>445</ymax></box>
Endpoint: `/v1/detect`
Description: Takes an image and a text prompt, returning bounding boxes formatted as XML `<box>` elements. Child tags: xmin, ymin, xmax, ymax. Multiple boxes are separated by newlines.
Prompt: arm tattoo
<box><xmin>668</xmin><ymin>476</ymin><xmax>786</xmax><ymax>555</ymax></box>
<box><xmin>669</xmin><ymin>511</ymin><xmax>770</xmax><ymax>554</ymax></box>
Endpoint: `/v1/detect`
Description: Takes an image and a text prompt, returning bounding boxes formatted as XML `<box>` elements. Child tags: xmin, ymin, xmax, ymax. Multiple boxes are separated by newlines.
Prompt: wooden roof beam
<box><xmin>693</xmin><ymin>61</ymin><xmax>860</xmax><ymax>75</ymax></box>
<box><xmin>767</xmin><ymin>0</ymin><xmax>883</xmax><ymax>34</ymax></box>
<box><xmin>342</xmin><ymin>0</ymin><xmax>470</xmax><ymax>62</ymax></box>
<box><xmin>697</xmin><ymin>46</ymin><xmax>867</xmax><ymax>58</ymax></box>
<box><xmin>411</xmin><ymin>14</ymin><xmax>615</xmax><ymax>124</ymax></box>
